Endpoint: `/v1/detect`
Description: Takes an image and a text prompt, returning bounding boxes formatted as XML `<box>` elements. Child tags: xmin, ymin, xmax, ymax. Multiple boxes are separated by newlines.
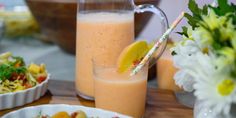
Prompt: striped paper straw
<box><xmin>130</xmin><ymin>12</ymin><xmax>185</xmax><ymax>76</ymax></box>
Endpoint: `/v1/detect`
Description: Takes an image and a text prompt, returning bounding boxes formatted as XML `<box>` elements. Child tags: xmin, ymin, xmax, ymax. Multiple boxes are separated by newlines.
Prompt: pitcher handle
<box><xmin>134</xmin><ymin>4</ymin><xmax>169</xmax><ymax>67</ymax></box>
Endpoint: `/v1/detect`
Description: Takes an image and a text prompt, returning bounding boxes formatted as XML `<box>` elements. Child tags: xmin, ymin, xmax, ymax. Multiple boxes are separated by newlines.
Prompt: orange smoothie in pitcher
<box><xmin>94</xmin><ymin>67</ymin><xmax>148</xmax><ymax>118</ymax></box>
<box><xmin>76</xmin><ymin>12</ymin><xmax>134</xmax><ymax>98</ymax></box>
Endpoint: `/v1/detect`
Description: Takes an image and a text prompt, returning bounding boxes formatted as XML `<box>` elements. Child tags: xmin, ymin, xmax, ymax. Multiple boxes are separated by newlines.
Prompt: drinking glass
<box><xmin>76</xmin><ymin>0</ymin><xmax>169</xmax><ymax>100</ymax></box>
<box><xmin>93</xmin><ymin>58</ymin><xmax>149</xmax><ymax>118</ymax></box>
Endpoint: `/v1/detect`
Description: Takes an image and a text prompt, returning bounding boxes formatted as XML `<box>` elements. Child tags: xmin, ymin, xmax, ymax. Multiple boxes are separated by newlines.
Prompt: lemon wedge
<box><xmin>117</xmin><ymin>40</ymin><xmax>149</xmax><ymax>73</ymax></box>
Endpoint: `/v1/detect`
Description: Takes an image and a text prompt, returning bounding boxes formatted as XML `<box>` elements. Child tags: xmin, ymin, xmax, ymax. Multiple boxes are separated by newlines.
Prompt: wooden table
<box><xmin>0</xmin><ymin>80</ymin><xmax>193</xmax><ymax>118</ymax></box>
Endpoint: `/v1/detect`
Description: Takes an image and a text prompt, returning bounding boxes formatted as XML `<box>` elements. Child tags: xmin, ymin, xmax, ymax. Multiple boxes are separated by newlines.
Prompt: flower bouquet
<box><xmin>171</xmin><ymin>0</ymin><xmax>236</xmax><ymax>118</ymax></box>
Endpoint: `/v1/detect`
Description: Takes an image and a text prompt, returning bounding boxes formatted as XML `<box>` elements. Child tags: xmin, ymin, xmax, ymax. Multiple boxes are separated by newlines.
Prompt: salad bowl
<box><xmin>0</xmin><ymin>52</ymin><xmax>50</xmax><ymax>110</ymax></box>
<box><xmin>0</xmin><ymin>75</ymin><xmax>50</xmax><ymax>110</ymax></box>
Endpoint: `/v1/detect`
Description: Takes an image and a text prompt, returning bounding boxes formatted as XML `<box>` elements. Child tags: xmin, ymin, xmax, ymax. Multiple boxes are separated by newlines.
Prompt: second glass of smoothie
<box><xmin>93</xmin><ymin>59</ymin><xmax>149</xmax><ymax>118</ymax></box>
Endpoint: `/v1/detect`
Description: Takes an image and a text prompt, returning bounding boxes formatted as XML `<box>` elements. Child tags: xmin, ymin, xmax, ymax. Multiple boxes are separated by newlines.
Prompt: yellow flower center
<box><xmin>202</xmin><ymin>48</ymin><xmax>209</xmax><ymax>54</ymax></box>
<box><xmin>217</xmin><ymin>79</ymin><xmax>235</xmax><ymax>96</ymax></box>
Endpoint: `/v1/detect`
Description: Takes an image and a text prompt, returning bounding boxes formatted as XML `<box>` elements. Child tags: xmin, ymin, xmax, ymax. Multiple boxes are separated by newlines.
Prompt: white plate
<box><xmin>0</xmin><ymin>75</ymin><xmax>50</xmax><ymax>110</ymax></box>
<box><xmin>2</xmin><ymin>104</ymin><xmax>132</xmax><ymax>118</ymax></box>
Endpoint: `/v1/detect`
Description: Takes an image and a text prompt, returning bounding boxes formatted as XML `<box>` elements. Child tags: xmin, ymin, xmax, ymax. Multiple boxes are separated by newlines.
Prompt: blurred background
<box><xmin>0</xmin><ymin>0</ymin><xmax>235</xmax><ymax>83</ymax></box>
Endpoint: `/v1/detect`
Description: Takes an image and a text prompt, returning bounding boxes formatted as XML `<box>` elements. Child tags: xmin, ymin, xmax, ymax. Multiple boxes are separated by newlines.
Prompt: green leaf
<box><xmin>210</xmin><ymin>0</ymin><xmax>235</xmax><ymax>16</ymax></box>
<box><xmin>202</xmin><ymin>5</ymin><xmax>208</xmax><ymax>15</ymax></box>
<box><xmin>177</xmin><ymin>26</ymin><xmax>188</xmax><ymax>37</ymax></box>
<box><xmin>184</xmin><ymin>13</ymin><xmax>199</xmax><ymax>29</ymax></box>
<box><xmin>188</xmin><ymin>0</ymin><xmax>200</xmax><ymax>14</ymax></box>
<box><xmin>218</xmin><ymin>0</ymin><xmax>234</xmax><ymax>13</ymax></box>
<box><xmin>171</xmin><ymin>51</ymin><xmax>177</xmax><ymax>56</ymax></box>
<box><xmin>178</xmin><ymin>0</ymin><xmax>209</xmax><ymax>36</ymax></box>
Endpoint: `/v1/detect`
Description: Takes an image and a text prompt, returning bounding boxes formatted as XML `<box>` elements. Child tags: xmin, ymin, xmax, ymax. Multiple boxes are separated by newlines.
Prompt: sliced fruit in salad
<box><xmin>36</xmin><ymin>110</ymin><xmax>87</xmax><ymax>118</ymax></box>
<box><xmin>0</xmin><ymin>52</ymin><xmax>48</xmax><ymax>94</ymax></box>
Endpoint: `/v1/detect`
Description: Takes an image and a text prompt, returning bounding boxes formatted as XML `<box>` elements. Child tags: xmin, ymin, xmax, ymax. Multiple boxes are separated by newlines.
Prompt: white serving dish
<box><xmin>0</xmin><ymin>75</ymin><xmax>50</xmax><ymax>110</ymax></box>
<box><xmin>2</xmin><ymin>104</ymin><xmax>131</xmax><ymax>118</ymax></box>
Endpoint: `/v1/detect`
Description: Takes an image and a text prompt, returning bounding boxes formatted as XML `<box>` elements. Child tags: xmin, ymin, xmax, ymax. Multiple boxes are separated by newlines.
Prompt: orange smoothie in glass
<box><xmin>94</xmin><ymin>65</ymin><xmax>148</xmax><ymax>118</ymax></box>
<box><xmin>157</xmin><ymin>48</ymin><xmax>180</xmax><ymax>91</ymax></box>
<box><xmin>76</xmin><ymin>12</ymin><xmax>134</xmax><ymax>98</ymax></box>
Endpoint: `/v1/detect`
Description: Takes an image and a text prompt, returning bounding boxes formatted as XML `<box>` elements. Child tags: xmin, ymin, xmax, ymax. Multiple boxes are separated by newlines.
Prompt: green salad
<box><xmin>0</xmin><ymin>52</ymin><xmax>48</xmax><ymax>94</ymax></box>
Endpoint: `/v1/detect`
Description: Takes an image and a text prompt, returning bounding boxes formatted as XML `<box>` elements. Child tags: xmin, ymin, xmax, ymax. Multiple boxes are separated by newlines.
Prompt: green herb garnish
<box><xmin>0</xmin><ymin>64</ymin><xmax>26</xmax><ymax>81</ymax></box>
<box><xmin>11</xmin><ymin>56</ymin><xmax>25</xmax><ymax>66</ymax></box>
<box><xmin>0</xmin><ymin>55</ymin><xmax>26</xmax><ymax>81</ymax></box>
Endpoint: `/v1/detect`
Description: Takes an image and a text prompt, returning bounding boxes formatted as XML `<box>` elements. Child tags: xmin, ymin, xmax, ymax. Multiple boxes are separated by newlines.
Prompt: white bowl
<box><xmin>2</xmin><ymin>104</ymin><xmax>131</xmax><ymax>118</ymax></box>
<box><xmin>0</xmin><ymin>75</ymin><xmax>50</xmax><ymax>110</ymax></box>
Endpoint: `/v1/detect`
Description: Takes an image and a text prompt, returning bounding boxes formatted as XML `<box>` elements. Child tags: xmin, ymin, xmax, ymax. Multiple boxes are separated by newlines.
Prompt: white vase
<box><xmin>194</xmin><ymin>100</ymin><xmax>236</xmax><ymax>118</ymax></box>
<box><xmin>175</xmin><ymin>91</ymin><xmax>196</xmax><ymax>108</ymax></box>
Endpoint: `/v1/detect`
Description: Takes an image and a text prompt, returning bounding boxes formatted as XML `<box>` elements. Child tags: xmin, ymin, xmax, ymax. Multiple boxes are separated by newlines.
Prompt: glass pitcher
<box><xmin>76</xmin><ymin>0</ymin><xmax>169</xmax><ymax>100</ymax></box>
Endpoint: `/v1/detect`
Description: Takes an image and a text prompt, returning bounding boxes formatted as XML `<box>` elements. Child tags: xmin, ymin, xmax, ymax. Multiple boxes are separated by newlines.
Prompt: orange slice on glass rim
<box><xmin>117</xmin><ymin>40</ymin><xmax>150</xmax><ymax>73</ymax></box>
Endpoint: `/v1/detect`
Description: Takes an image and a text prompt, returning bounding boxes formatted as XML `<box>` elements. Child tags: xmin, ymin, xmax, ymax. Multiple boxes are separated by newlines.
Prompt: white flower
<box><xmin>192</xmin><ymin>27</ymin><xmax>213</xmax><ymax>50</ymax></box>
<box><xmin>214</xmin><ymin>47</ymin><xmax>235</xmax><ymax>73</ymax></box>
<box><xmin>171</xmin><ymin>3</ymin><xmax>236</xmax><ymax>118</ymax></box>
<box><xmin>193</xmin><ymin>53</ymin><xmax>236</xmax><ymax>117</ymax></box>
<box><xmin>171</xmin><ymin>39</ymin><xmax>201</xmax><ymax>91</ymax></box>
